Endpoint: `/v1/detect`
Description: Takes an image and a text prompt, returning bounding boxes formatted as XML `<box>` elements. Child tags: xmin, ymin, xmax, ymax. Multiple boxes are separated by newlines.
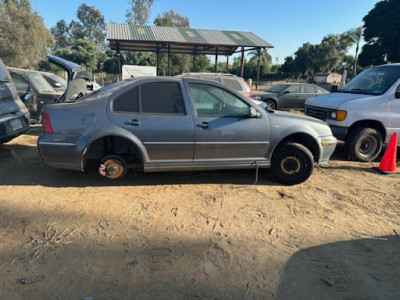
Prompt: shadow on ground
<box><xmin>275</xmin><ymin>235</ymin><xmax>400</xmax><ymax>299</ymax></box>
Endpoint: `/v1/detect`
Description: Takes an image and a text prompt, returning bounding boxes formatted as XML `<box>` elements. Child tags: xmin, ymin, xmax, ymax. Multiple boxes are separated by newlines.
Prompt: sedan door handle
<box><xmin>197</xmin><ymin>122</ymin><xmax>209</xmax><ymax>129</ymax></box>
<box><xmin>125</xmin><ymin>119</ymin><xmax>141</xmax><ymax>126</ymax></box>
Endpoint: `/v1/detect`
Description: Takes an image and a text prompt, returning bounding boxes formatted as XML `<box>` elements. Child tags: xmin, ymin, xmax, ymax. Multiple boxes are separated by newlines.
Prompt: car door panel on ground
<box><xmin>187</xmin><ymin>82</ymin><xmax>270</xmax><ymax>162</ymax></box>
<box><xmin>110</xmin><ymin>81</ymin><xmax>195</xmax><ymax>162</ymax></box>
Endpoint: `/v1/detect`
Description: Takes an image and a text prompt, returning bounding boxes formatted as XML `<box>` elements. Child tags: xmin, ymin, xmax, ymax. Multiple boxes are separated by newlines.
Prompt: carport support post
<box><xmin>240</xmin><ymin>47</ymin><xmax>245</xmax><ymax>78</ymax></box>
<box><xmin>226</xmin><ymin>55</ymin><xmax>229</xmax><ymax>73</ymax></box>
<box><xmin>156</xmin><ymin>50</ymin><xmax>160</xmax><ymax>76</ymax></box>
<box><xmin>192</xmin><ymin>50</ymin><xmax>196</xmax><ymax>72</ymax></box>
<box><xmin>168</xmin><ymin>45</ymin><xmax>171</xmax><ymax>76</ymax></box>
<box><xmin>214</xmin><ymin>48</ymin><xmax>218</xmax><ymax>72</ymax></box>
<box><xmin>116</xmin><ymin>42</ymin><xmax>121</xmax><ymax>81</ymax></box>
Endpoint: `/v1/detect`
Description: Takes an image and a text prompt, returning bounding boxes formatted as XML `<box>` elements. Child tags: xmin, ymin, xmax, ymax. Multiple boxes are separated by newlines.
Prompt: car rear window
<box><xmin>220</xmin><ymin>78</ymin><xmax>242</xmax><ymax>91</ymax></box>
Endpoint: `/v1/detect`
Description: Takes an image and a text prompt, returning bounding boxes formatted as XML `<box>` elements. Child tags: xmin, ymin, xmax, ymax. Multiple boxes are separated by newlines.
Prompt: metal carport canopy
<box><xmin>107</xmin><ymin>23</ymin><xmax>273</xmax><ymax>55</ymax></box>
<box><xmin>106</xmin><ymin>23</ymin><xmax>273</xmax><ymax>76</ymax></box>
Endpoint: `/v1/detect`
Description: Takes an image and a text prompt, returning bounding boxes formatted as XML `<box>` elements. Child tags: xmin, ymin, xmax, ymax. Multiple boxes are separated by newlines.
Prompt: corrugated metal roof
<box><xmin>107</xmin><ymin>23</ymin><xmax>273</xmax><ymax>55</ymax></box>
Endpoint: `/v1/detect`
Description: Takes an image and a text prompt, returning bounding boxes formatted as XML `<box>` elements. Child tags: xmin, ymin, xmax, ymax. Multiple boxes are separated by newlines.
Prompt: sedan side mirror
<box><xmin>249</xmin><ymin>107</ymin><xmax>260</xmax><ymax>118</ymax></box>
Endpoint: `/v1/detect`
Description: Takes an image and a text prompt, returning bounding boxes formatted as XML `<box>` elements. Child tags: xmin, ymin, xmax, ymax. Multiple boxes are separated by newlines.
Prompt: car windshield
<box><xmin>339</xmin><ymin>65</ymin><xmax>400</xmax><ymax>95</ymax></box>
<box><xmin>27</xmin><ymin>72</ymin><xmax>55</xmax><ymax>93</ymax></box>
<box><xmin>264</xmin><ymin>84</ymin><xmax>289</xmax><ymax>93</ymax></box>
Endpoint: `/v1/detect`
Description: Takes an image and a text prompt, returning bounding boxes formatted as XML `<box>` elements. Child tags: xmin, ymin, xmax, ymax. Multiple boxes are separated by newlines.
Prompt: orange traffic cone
<box><xmin>377</xmin><ymin>132</ymin><xmax>397</xmax><ymax>173</ymax></box>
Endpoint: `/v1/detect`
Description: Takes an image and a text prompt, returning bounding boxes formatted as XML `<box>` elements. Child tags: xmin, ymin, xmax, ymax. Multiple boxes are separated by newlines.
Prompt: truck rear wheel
<box><xmin>271</xmin><ymin>142</ymin><xmax>314</xmax><ymax>185</ymax></box>
<box><xmin>347</xmin><ymin>127</ymin><xmax>383</xmax><ymax>162</ymax></box>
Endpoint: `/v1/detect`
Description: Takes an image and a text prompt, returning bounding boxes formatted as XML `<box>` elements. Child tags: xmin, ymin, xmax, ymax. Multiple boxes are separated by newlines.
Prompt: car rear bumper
<box><xmin>37</xmin><ymin>134</ymin><xmax>87</xmax><ymax>171</ymax></box>
<box><xmin>0</xmin><ymin>114</ymin><xmax>30</xmax><ymax>144</ymax></box>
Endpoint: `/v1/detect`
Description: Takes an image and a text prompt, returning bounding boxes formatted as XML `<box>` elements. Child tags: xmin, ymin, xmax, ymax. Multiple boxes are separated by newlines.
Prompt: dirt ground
<box><xmin>1</xmin><ymin>125</ymin><xmax>400</xmax><ymax>300</ymax></box>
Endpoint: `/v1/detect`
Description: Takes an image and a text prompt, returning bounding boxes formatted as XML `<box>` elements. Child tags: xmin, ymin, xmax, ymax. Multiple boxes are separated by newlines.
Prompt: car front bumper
<box><xmin>317</xmin><ymin>135</ymin><xmax>338</xmax><ymax>165</ymax></box>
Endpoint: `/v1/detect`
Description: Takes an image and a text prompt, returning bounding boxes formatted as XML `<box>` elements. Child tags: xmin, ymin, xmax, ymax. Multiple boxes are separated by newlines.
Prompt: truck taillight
<box><xmin>42</xmin><ymin>112</ymin><xmax>53</xmax><ymax>134</ymax></box>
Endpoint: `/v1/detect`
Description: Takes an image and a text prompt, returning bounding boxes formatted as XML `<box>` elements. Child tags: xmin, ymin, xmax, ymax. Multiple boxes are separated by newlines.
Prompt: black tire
<box><xmin>271</xmin><ymin>142</ymin><xmax>314</xmax><ymax>185</ymax></box>
<box><xmin>265</xmin><ymin>100</ymin><xmax>276</xmax><ymax>110</ymax></box>
<box><xmin>99</xmin><ymin>155</ymin><xmax>127</xmax><ymax>179</ymax></box>
<box><xmin>346</xmin><ymin>128</ymin><xmax>383</xmax><ymax>162</ymax></box>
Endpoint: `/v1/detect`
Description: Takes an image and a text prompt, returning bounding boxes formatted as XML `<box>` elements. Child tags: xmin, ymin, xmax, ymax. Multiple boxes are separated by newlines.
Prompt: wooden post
<box><xmin>240</xmin><ymin>47</ymin><xmax>245</xmax><ymax>77</ymax></box>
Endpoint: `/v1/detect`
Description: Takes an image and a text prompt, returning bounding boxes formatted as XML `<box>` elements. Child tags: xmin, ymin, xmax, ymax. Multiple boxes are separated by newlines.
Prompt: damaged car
<box><xmin>38</xmin><ymin>76</ymin><xmax>337</xmax><ymax>185</ymax></box>
<box><xmin>0</xmin><ymin>58</ymin><xmax>30</xmax><ymax>144</ymax></box>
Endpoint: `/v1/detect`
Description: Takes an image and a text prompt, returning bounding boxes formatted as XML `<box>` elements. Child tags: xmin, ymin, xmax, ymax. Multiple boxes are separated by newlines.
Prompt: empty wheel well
<box><xmin>275</xmin><ymin>133</ymin><xmax>320</xmax><ymax>162</ymax></box>
<box><xmin>83</xmin><ymin>136</ymin><xmax>143</xmax><ymax>171</ymax></box>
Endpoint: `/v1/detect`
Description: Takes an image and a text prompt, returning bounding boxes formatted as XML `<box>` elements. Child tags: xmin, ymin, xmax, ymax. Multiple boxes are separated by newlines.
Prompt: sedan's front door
<box><xmin>278</xmin><ymin>84</ymin><xmax>301</xmax><ymax>108</ymax></box>
<box><xmin>187</xmin><ymin>82</ymin><xmax>270</xmax><ymax>164</ymax></box>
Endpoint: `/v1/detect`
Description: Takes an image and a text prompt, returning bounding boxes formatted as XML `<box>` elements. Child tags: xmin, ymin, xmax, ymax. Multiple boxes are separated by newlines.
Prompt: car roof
<box><xmin>178</xmin><ymin>72</ymin><xmax>240</xmax><ymax>78</ymax></box>
<box><xmin>7</xmin><ymin>67</ymin><xmax>38</xmax><ymax>75</ymax></box>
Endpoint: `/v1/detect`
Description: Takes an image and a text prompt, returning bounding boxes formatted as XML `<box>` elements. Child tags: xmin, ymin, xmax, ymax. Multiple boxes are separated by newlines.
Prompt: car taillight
<box><xmin>241</xmin><ymin>77</ymin><xmax>252</xmax><ymax>98</ymax></box>
<box><xmin>42</xmin><ymin>112</ymin><xmax>53</xmax><ymax>134</ymax></box>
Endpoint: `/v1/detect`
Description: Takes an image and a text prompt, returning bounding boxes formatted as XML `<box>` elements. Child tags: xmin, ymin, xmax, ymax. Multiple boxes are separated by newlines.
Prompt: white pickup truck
<box><xmin>305</xmin><ymin>64</ymin><xmax>400</xmax><ymax>162</ymax></box>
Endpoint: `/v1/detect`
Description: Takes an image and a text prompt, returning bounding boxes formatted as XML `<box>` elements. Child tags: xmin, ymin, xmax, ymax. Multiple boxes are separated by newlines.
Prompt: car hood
<box><xmin>266</xmin><ymin>110</ymin><xmax>334</xmax><ymax>137</ymax></box>
<box><xmin>268</xmin><ymin>109</ymin><xmax>326</xmax><ymax>125</ymax></box>
<box><xmin>305</xmin><ymin>92</ymin><xmax>372</xmax><ymax>109</ymax></box>
<box><xmin>47</xmin><ymin>55</ymin><xmax>98</xmax><ymax>102</ymax></box>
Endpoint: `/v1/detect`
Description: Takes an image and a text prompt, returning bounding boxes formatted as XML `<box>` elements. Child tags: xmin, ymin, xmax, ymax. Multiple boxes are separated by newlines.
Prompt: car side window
<box><xmin>113</xmin><ymin>86</ymin><xmax>139</xmax><ymax>113</ymax></box>
<box><xmin>286</xmin><ymin>85</ymin><xmax>300</xmax><ymax>93</ymax></box>
<box><xmin>141</xmin><ymin>82</ymin><xmax>185</xmax><ymax>115</ymax></box>
<box><xmin>316</xmin><ymin>87</ymin><xmax>325</xmax><ymax>94</ymax></box>
<box><xmin>113</xmin><ymin>82</ymin><xmax>185</xmax><ymax>115</ymax></box>
<box><xmin>11</xmin><ymin>73</ymin><xmax>29</xmax><ymax>92</ymax></box>
<box><xmin>302</xmin><ymin>85</ymin><xmax>316</xmax><ymax>93</ymax></box>
<box><xmin>188</xmin><ymin>83</ymin><xmax>250</xmax><ymax>117</ymax></box>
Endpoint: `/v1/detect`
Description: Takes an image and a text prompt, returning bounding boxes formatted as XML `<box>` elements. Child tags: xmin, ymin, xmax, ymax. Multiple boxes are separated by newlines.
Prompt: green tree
<box><xmin>55</xmin><ymin>39</ymin><xmax>99</xmax><ymax>72</ymax></box>
<box><xmin>153</xmin><ymin>10</ymin><xmax>191</xmax><ymax>75</ymax></box>
<box><xmin>76</xmin><ymin>4</ymin><xmax>106</xmax><ymax>47</ymax></box>
<box><xmin>154</xmin><ymin>10</ymin><xmax>189</xmax><ymax>27</ymax></box>
<box><xmin>51</xmin><ymin>20</ymin><xmax>70</xmax><ymax>51</ymax></box>
<box><xmin>0</xmin><ymin>0</ymin><xmax>52</xmax><ymax>68</ymax></box>
<box><xmin>247</xmin><ymin>48</ymin><xmax>272</xmax><ymax>87</ymax></box>
<box><xmin>360</xmin><ymin>0</ymin><xmax>400</xmax><ymax>64</ymax></box>
<box><xmin>126</xmin><ymin>0</ymin><xmax>154</xmax><ymax>25</ymax></box>
<box><xmin>314</xmin><ymin>35</ymin><xmax>343</xmax><ymax>73</ymax></box>
<box><xmin>51</xmin><ymin>4</ymin><xmax>106</xmax><ymax>50</ymax></box>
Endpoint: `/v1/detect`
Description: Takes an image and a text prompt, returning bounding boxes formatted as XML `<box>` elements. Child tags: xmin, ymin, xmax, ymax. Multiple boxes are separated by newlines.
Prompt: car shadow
<box><xmin>275</xmin><ymin>235</ymin><xmax>400</xmax><ymax>299</ymax></box>
<box><xmin>0</xmin><ymin>143</ymin><xmax>277</xmax><ymax>187</ymax></box>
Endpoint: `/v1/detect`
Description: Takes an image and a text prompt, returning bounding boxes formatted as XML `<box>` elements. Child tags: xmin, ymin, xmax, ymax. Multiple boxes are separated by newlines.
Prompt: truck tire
<box><xmin>271</xmin><ymin>142</ymin><xmax>314</xmax><ymax>185</ymax></box>
<box><xmin>346</xmin><ymin>127</ymin><xmax>383</xmax><ymax>162</ymax></box>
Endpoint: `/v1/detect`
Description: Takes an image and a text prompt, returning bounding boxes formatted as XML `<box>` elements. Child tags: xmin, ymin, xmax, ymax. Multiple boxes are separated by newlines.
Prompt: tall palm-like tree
<box><xmin>247</xmin><ymin>48</ymin><xmax>270</xmax><ymax>89</ymax></box>
<box><xmin>343</xmin><ymin>27</ymin><xmax>363</xmax><ymax>77</ymax></box>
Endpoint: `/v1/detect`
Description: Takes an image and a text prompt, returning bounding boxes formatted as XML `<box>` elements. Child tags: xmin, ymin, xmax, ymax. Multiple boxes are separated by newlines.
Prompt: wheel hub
<box><xmin>281</xmin><ymin>156</ymin><xmax>301</xmax><ymax>175</ymax></box>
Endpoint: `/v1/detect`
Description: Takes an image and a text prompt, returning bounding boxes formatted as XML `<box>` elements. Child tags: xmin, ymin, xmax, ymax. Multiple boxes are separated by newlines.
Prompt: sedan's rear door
<box><xmin>110</xmin><ymin>79</ymin><xmax>195</xmax><ymax>163</ymax></box>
